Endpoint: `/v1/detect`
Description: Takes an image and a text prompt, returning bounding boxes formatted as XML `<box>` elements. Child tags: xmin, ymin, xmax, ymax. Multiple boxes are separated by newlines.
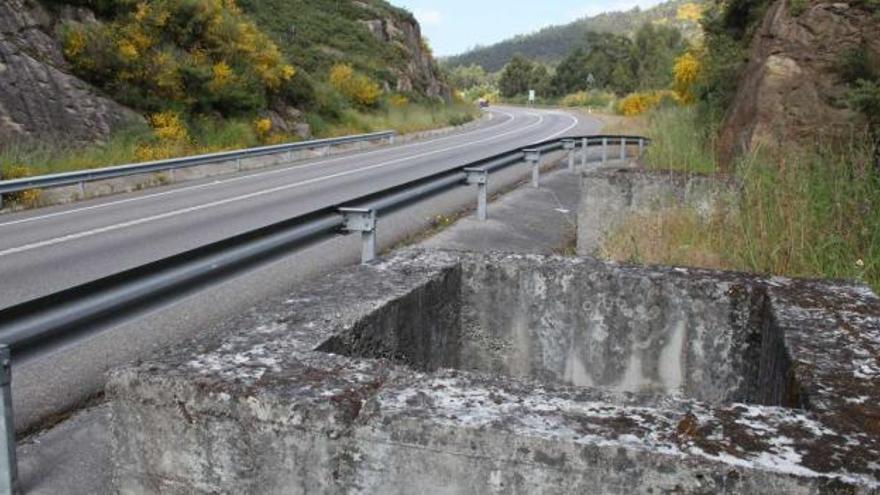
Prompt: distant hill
<box><xmin>444</xmin><ymin>0</ymin><xmax>705</xmax><ymax>72</ymax></box>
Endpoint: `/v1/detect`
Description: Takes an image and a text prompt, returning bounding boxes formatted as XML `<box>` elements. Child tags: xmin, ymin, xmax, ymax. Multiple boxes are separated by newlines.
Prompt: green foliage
<box><xmin>62</xmin><ymin>0</ymin><xmax>296</xmax><ymax>117</ymax></box>
<box><xmin>446</xmin><ymin>64</ymin><xmax>494</xmax><ymax>90</ymax></box>
<box><xmin>623</xmin><ymin>105</ymin><xmax>880</xmax><ymax>292</ymax></box>
<box><xmin>498</xmin><ymin>55</ymin><xmax>548</xmax><ymax>97</ymax></box>
<box><xmin>237</xmin><ymin>0</ymin><xmax>443</xmax><ymax>99</ymax></box>
<box><xmin>550</xmin><ymin>23</ymin><xmax>685</xmax><ymax>97</ymax></box>
<box><xmin>446</xmin><ymin>0</ymin><xmax>706</xmax><ymax>72</ymax></box>
<box><xmin>644</xmin><ymin>106</ymin><xmax>717</xmax><ymax>173</ymax></box>
<box><xmin>788</xmin><ymin>0</ymin><xmax>809</xmax><ymax>16</ymax></box>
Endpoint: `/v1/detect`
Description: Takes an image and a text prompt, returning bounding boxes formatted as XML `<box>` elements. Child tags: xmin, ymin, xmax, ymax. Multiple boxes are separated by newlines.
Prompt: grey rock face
<box><xmin>0</xmin><ymin>0</ymin><xmax>141</xmax><ymax>146</ymax></box>
<box><xmin>108</xmin><ymin>250</ymin><xmax>880</xmax><ymax>493</ymax></box>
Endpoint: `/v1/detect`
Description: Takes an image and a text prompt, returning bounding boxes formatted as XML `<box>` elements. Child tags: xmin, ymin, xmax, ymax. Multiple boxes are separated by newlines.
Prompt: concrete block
<box><xmin>108</xmin><ymin>250</ymin><xmax>880</xmax><ymax>493</ymax></box>
<box><xmin>577</xmin><ymin>168</ymin><xmax>740</xmax><ymax>255</ymax></box>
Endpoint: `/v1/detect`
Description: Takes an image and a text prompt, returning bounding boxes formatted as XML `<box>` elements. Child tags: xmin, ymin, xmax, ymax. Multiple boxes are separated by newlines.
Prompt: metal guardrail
<box><xmin>0</xmin><ymin>130</ymin><xmax>396</xmax><ymax>208</ymax></box>
<box><xmin>0</xmin><ymin>134</ymin><xmax>649</xmax><ymax>494</ymax></box>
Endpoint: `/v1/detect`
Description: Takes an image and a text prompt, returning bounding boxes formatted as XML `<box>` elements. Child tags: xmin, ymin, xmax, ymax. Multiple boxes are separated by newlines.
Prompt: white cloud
<box><xmin>414</xmin><ymin>8</ymin><xmax>443</xmax><ymax>26</ymax></box>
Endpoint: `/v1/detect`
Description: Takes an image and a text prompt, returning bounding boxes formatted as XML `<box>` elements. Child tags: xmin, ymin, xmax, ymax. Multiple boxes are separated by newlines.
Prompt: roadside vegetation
<box><xmin>598</xmin><ymin>0</ymin><xmax>880</xmax><ymax>292</ymax></box>
<box><xmin>0</xmin><ymin>0</ymin><xmax>478</xmax><ymax>199</ymax></box>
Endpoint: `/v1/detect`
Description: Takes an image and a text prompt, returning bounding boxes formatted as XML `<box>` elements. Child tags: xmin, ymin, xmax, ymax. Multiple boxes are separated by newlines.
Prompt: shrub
<box><xmin>617</xmin><ymin>91</ymin><xmax>679</xmax><ymax>116</ymax></box>
<box><xmin>329</xmin><ymin>63</ymin><xmax>382</xmax><ymax>108</ymax></box>
<box><xmin>673</xmin><ymin>52</ymin><xmax>701</xmax><ymax>104</ymax></box>
<box><xmin>560</xmin><ymin>90</ymin><xmax>615</xmax><ymax>108</ymax></box>
<box><xmin>61</xmin><ymin>0</ymin><xmax>296</xmax><ymax>117</ymax></box>
<box><xmin>0</xmin><ymin>165</ymin><xmax>41</xmax><ymax>206</ymax></box>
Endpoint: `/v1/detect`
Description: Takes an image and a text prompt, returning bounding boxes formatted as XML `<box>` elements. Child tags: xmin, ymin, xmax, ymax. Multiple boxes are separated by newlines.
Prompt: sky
<box><xmin>393</xmin><ymin>0</ymin><xmax>668</xmax><ymax>57</ymax></box>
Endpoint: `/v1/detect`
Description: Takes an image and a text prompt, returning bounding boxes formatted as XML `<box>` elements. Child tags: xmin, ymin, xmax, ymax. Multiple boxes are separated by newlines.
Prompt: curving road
<box><xmin>2</xmin><ymin>106</ymin><xmax>599</xmax><ymax>430</ymax></box>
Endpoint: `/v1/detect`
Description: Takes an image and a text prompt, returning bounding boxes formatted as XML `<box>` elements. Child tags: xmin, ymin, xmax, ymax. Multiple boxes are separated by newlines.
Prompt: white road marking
<box><xmin>0</xmin><ymin>110</ymin><xmax>557</xmax><ymax>257</ymax></box>
<box><xmin>0</xmin><ymin>108</ymin><xmax>522</xmax><ymax>229</ymax></box>
<box><xmin>540</xmin><ymin>111</ymin><xmax>581</xmax><ymax>140</ymax></box>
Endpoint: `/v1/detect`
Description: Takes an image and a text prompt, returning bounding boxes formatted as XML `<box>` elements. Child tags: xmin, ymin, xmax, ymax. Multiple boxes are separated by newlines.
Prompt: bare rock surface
<box><xmin>0</xmin><ymin>0</ymin><xmax>141</xmax><ymax>146</ymax></box>
<box><xmin>718</xmin><ymin>0</ymin><xmax>880</xmax><ymax>162</ymax></box>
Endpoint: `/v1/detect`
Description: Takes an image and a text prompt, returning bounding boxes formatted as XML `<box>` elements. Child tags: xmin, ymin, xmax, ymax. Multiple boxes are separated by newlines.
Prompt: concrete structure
<box><xmin>577</xmin><ymin>167</ymin><xmax>740</xmax><ymax>255</ymax></box>
<box><xmin>109</xmin><ymin>249</ymin><xmax>880</xmax><ymax>493</ymax></box>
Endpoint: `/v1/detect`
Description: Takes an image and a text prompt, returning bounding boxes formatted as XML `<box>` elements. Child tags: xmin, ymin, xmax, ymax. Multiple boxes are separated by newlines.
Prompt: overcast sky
<box><xmin>393</xmin><ymin>0</ymin><xmax>668</xmax><ymax>57</ymax></box>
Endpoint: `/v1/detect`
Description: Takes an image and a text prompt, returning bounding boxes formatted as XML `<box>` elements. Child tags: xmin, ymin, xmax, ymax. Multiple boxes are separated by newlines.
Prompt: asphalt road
<box><xmin>1</xmin><ymin>106</ymin><xmax>600</xmax><ymax>431</ymax></box>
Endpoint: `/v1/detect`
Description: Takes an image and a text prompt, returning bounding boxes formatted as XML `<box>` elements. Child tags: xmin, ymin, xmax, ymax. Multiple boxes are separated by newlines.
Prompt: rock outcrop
<box><xmin>717</xmin><ymin>0</ymin><xmax>880</xmax><ymax>163</ymax></box>
<box><xmin>356</xmin><ymin>8</ymin><xmax>450</xmax><ymax>101</ymax></box>
<box><xmin>0</xmin><ymin>0</ymin><xmax>141</xmax><ymax>146</ymax></box>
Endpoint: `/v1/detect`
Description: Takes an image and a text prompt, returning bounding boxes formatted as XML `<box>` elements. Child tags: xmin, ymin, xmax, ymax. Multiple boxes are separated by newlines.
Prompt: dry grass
<box><xmin>597</xmin><ymin>111</ymin><xmax>880</xmax><ymax>292</ymax></box>
<box><xmin>600</xmin><ymin>207</ymin><xmax>734</xmax><ymax>271</ymax></box>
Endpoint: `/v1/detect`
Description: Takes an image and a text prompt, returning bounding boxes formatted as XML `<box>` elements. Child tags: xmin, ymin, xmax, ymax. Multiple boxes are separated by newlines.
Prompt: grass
<box><xmin>311</xmin><ymin>102</ymin><xmax>479</xmax><ymax>137</ymax></box>
<box><xmin>600</xmin><ymin>105</ymin><xmax>880</xmax><ymax>293</ymax></box>
<box><xmin>642</xmin><ymin>106</ymin><xmax>717</xmax><ymax>174</ymax></box>
<box><xmin>0</xmin><ymin>102</ymin><xmax>479</xmax><ymax>183</ymax></box>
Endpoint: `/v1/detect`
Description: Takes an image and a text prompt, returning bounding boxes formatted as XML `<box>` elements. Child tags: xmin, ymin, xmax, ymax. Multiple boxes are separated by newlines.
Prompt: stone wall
<box><xmin>577</xmin><ymin>167</ymin><xmax>740</xmax><ymax>255</ymax></box>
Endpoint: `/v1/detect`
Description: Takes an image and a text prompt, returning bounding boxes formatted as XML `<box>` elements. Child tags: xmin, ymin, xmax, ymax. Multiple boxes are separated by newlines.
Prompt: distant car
<box><xmin>478</xmin><ymin>98</ymin><xmax>490</xmax><ymax>109</ymax></box>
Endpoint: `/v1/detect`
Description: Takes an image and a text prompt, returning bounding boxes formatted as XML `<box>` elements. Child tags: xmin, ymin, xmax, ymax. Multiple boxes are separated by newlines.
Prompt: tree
<box><xmin>498</xmin><ymin>55</ymin><xmax>535</xmax><ymax>97</ymax></box>
<box><xmin>631</xmin><ymin>22</ymin><xmax>686</xmax><ymax>91</ymax></box>
<box><xmin>551</xmin><ymin>32</ymin><xmax>635</xmax><ymax>96</ymax></box>
<box><xmin>448</xmin><ymin>64</ymin><xmax>491</xmax><ymax>90</ymax></box>
<box><xmin>530</xmin><ymin>64</ymin><xmax>553</xmax><ymax>97</ymax></box>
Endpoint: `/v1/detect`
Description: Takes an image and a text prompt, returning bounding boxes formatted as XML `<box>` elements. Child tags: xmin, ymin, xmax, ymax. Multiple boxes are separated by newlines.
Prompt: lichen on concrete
<box><xmin>109</xmin><ymin>249</ymin><xmax>880</xmax><ymax>493</ymax></box>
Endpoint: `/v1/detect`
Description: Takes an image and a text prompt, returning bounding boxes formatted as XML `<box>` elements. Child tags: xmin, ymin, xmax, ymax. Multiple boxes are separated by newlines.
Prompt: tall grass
<box><xmin>603</xmin><ymin>106</ymin><xmax>880</xmax><ymax>292</ymax></box>
<box><xmin>643</xmin><ymin>106</ymin><xmax>717</xmax><ymax>174</ymax></box>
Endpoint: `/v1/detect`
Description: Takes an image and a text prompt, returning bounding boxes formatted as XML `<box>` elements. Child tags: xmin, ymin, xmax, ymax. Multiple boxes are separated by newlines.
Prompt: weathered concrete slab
<box><xmin>577</xmin><ymin>168</ymin><xmax>740</xmax><ymax>255</ymax></box>
<box><xmin>109</xmin><ymin>250</ymin><xmax>880</xmax><ymax>493</ymax></box>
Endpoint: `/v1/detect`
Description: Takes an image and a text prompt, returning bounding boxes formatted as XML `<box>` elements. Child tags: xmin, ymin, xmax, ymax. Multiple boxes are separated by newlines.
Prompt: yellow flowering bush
<box><xmin>617</xmin><ymin>91</ymin><xmax>679</xmax><ymax>116</ymax></box>
<box><xmin>148</xmin><ymin>112</ymin><xmax>189</xmax><ymax>142</ymax></box>
<box><xmin>673</xmin><ymin>52</ymin><xmax>701</xmax><ymax>104</ymax></box>
<box><xmin>0</xmin><ymin>165</ymin><xmax>41</xmax><ymax>206</ymax></box>
<box><xmin>329</xmin><ymin>64</ymin><xmax>382</xmax><ymax>107</ymax></box>
<box><xmin>676</xmin><ymin>3</ymin><xmax>704</xmax><ymax>22</ymax></box>
<box><xmin>388</xmin><ymin>94</ymin><xmax>409</xmax><ymax>108</ymax></box>
<box><xmin>253</xmin><ymin>118</ymin><xmax>273</xmax><ymax>138</ymax></box>
<box><xmin>61</xmin><ymin>0</ymin><xmax>297</xmax><ymax>117</ymax></box>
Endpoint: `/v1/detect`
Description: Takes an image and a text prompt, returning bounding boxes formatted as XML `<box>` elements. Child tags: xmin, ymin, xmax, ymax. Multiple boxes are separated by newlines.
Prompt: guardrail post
<box><xmin>77</xmin><ymin>181</ymin><xmax>85</xmax><ymax>199</ymax></box>
<box><xmin>601</xmin><ymin>138</ymin><xmax>608</xmax><ymax>166</ymax></box>
<box><xmin>581</xmin><ymin>138</ymin><xmax>588</xmax><ymax>168</ymax></box>
<box><xmin>638</xmin><ymin>138</ymin><xmax>645</xmax><ymax>157</ymax></box>
<box><xmin>0</xmin><ymin>345</ymin><xmax>17</xmax><ymax>495</ymax></box>
<box><xmin>464</xmin><ymin>168</ymin><xmax>489</xmax><ymax>221</ymax></box>
<box><xmin>286</xmin><ymin>150</ymin><xmax>294</xmax><ymax>162</ymax></box>
<box><xmin>388</xmin><ymin>133</ymin><xmax>395</xmax><ymax>145</ymax></box>
<box><xmin>236</xmin><ymin>157</ymin><xmax>242</xmax><ymax>172</ymax></box>
<box><xmin>620</xmin><ymin>138</ymin><xmax>627</xmax><ymax>161</ymax></box>
<box><xmin>340</xmin><ymin>208</ymin><xmax>377</xmax><ymax>264</ymax></box>
<box><xmin>562</xmin><ymin>139</ymin><xmax>576</xmax><ymax>172</ymax></box>
<box><xmin>523</xmin><ymin>148</ymin><xmax>542</xmax><ymax>188</ymax></box>
<box><xmin>322</xmin><ymin>146</ymin><xmax>331</xmax><ymax>157</ymax></box>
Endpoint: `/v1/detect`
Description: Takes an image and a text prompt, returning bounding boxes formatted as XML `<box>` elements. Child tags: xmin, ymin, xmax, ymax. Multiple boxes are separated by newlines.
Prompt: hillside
<box><xmin>445</xmin><ymin>0</ymin><xmax>705</xmax><ymax>72</ymax></box>
<box><xmin>238</xmin><ymin>0</ymin><xmax>449</xmax><ymax>99</ymax></box>
<box><xmin>0</xmin><ymin>0</ymin><xmax>451</xmax><ymax>147</ymax></box>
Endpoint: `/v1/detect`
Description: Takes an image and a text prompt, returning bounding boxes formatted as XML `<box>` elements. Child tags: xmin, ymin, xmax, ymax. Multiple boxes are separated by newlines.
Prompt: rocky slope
<box><xmin>717</xmin><ymin>0</ymin><xmax>880</xmax><ymax>162</ymax></box>
<box><xmin>238</xmin><ymin>0</ymin><xmax>450</xmax><ymax>100</ymax></box>
<box><xmin>0</xmin><ymin>0</ymin><xmax>449</xmax><ymax>147</ymax></box>
<box><xmin>0</xmin><ymin>0</ymin><xmax>141</xmax><ymax>145</ymax></box>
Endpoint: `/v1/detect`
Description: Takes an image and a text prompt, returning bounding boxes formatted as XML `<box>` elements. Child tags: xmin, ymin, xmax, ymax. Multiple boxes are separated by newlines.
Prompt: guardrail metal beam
<box><xmin>0</xmin><ymin>134</ymin><xmax>651</xmax><ymax>490</ymax></box>
<box><xmin>0</xmin><ymin>131</ymin><xmax>396</xmax><ymax>199</ymax></box>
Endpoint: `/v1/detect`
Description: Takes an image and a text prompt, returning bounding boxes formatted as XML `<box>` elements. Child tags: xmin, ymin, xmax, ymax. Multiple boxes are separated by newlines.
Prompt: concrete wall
<box><xmin>106</xmin><ymin>251</ymin><xmax>880</xmax><ymax>493</ymax></box>
<box><xmin>577</xmin><ymin>168</ymin><xmax>740</xmax><ymax>255</ymax></box>
<box><xmin>312</xmin><ymin>254</ymin><xmax>794</xmax><ymax>406</ymax></box>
